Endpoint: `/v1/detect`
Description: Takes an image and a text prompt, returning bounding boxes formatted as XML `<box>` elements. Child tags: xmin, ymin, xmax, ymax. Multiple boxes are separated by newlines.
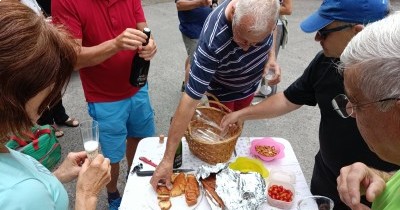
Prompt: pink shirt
<box><xmin>52</xmin><ymin>0</ymin><xmax>146</xmax><ymax>102</ymax></box>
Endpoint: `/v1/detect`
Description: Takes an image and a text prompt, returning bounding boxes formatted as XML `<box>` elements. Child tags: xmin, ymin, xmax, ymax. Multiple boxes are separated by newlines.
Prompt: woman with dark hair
<box><xmin>0</xmin><ymin>2</ymin><xmax>110</xmax><ymax>209</ymax></box>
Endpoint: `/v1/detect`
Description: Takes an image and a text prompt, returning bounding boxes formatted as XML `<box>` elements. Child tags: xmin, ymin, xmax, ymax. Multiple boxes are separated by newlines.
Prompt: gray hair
<box><xmin>340</xmin><ymin>12</ymin><xmax>400</xmax><ymax>111</ymax></box>
<box><xmin>233</xmin><ymin>0</ymin><xmax>279</xmax><ymax>35</ymax></box>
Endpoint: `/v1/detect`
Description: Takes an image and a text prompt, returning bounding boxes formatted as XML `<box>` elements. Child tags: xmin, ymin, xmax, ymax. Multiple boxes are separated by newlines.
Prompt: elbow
<box><xmin>176</xmin><ymin>2</ymin><xmax>182</xmax><ymax>10</ymax></box>
<box><xmin>280</xmin><ymin>6</ymin><xmax>292</xmax><ymax>15</ymax></box>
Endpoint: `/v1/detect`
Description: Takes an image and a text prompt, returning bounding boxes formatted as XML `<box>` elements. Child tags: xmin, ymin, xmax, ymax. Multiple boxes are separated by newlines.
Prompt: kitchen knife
<box><xmin>136</xmin><ymin>168</ymin><xmax>195</xmax><ymax>176</ymax></box>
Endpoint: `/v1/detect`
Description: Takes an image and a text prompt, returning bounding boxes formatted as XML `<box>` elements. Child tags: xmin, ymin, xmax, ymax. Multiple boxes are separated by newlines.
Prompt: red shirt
<box><xmin>52</xmin><ymin>0</ymin><xmax>146</xmax><ymax>102</ymax></box>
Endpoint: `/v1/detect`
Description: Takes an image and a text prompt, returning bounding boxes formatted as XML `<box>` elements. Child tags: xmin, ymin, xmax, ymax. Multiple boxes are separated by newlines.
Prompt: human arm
<box><xmin>176</xmin><ymin>0</ymin><xmax>211</xmax><ymax>11</ymax></box>
<box><xmin>220</xmin><ymin>92</ymin><xmax>301</xmax><ymax>129</ymax></box>
<box><xmin>150</xmin><ymin>93</ymin><xmax>199</xmax><ymax>190</ymax></box>
<box><xmin>74</xmin><ymin>154</ymin><xmax>111</xmax><ymax>210</ymax></box>
<box><xmin>337</xmin><ymin>162</ymin><xmax>396</xmax><ymax>210</ymax></box>
<box><xmin>279</xmin><ymin>0</ymin><xmax>292</xmax><ymax>15</ymax></box>
<box><xmin>73</xmin><ymin>27</ymin><xmax>150</xmax><ymax>70</ymax></box>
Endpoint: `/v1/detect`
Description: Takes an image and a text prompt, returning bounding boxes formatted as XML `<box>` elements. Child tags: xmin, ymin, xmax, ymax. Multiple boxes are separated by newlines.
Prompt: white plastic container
<box><xmin>266</xmin><ymin>170</ymin><xmax>296</xmax><ymax>209</ymax></box>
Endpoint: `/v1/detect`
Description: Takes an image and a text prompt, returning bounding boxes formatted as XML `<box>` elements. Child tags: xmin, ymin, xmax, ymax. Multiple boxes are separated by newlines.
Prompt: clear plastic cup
<box><xmin>297</xmin><ymin>195</ymin><xmax>334</xmax><ymax>210</ymax></box>
<box><xmin>79</xmin><ymin>120</ymin><xmax>99</xmax><ymax>161</ymax></box>
<box><xmin>265</xmin><ymin>68</ymin><xmax>275</xmax><ymax>81</ymax></box>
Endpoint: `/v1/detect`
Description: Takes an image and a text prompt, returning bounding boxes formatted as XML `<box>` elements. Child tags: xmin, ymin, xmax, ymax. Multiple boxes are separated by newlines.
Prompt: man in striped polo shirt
<box><xmin>151</xmin><ymin>0</ymin><xmax>280</xmax><ymax>190</ymax></box>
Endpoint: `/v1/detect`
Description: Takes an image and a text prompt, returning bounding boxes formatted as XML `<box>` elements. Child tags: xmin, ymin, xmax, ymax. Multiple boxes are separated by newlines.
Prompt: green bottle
<box><xmin>173</xmin><ymin>140</ymin><xmax>182</xmax><ymax>168</ymax></box>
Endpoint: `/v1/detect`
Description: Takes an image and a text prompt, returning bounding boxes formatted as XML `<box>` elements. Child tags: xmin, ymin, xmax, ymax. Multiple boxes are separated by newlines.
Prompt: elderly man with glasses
<box><xmin>335</xmin><ymin>13</ymin><xmax>400</xmax><ymax>210</ymax></box>
<box><xmin>220</xmin><ymin>0</ymin><xmax>398</xmax><ymax>209</ymax></box>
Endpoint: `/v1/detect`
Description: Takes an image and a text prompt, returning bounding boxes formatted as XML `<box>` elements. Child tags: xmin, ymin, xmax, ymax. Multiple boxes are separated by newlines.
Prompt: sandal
<box><xmin>62</xmin><ymin>117</ymin><xmax>79</xmax><ymax>127</ymax></box>
<box><xmin>55</xmin><ymin>129</ymin><xmax>64</xmax><ymax>138</ymax></box>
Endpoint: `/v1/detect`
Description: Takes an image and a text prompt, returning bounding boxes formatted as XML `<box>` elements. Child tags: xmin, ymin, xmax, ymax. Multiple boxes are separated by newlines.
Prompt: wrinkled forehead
<box><xmin>343</xmin><ymin>67</ymin><xmax>363</xmax><ymax>100</ymax></box>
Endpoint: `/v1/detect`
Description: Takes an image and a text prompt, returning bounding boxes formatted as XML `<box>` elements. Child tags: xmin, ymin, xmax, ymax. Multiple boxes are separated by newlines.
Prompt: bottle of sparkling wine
<box><xmin>173</xmin><ymin>140</ymin><xmax>183</xmax><ymax>168</ymax></box>
<box><xmin>130</xmin><ymin>27</ymin><xmax>151</xmax><ymax>87</ymax></box>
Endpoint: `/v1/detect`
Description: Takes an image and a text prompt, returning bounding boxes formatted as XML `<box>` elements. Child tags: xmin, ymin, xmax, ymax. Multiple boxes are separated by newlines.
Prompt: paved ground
<box><xmin>59</xmin><ymin>0</ymin><xmax>400</xmax><ymax>209</ymax></box>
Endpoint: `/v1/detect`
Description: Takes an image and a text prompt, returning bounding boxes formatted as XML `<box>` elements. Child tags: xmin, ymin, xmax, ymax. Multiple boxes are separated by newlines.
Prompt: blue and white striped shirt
<box><xmin>186</xmin><ymin>0</ymin><xmax>274</xmax><ymax>102</ymax></box>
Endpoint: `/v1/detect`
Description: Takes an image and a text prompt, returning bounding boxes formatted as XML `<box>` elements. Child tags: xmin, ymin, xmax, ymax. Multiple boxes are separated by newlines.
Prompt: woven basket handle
<box><xmin>198</xmin><ymin>92</ymin><xmax>232</xmax><ymax>114</ymax></box>
<box><xmin>206</xmin><ymin>100</ymin><xmax>232</xmax><ymax>114</ymax></box>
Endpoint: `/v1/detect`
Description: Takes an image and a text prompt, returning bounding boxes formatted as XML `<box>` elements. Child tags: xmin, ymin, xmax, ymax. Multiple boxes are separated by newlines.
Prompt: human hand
<box><xmin>264</xmin><ymin>61</ymin><xmax>281</xmax><ymax>86</ymax></box>
<box><xmin>53</xmin><ymin>151</ymin><xmax>87</xmax><ymax>183</ymax></box>
<box><xmin>76</xmin><ymin>154</ymin><xmax>111</xmax><ymax>197</ymax></box>
<box><xmin>138</xmin><ymin>37</ymin><xmax>157</xmax><ymax>61</ymax></box>
<box><xmin>150</xmin><ymin>159</ymin><xmax>173</xmax><ymax>191</ymax></box>
<box><xmin>220</xmin><ymin>111</ymin><xmax>241</xmax><ymax>131</ymax></box>
<box><xmin>114</xmin><ymin>28</ymin><xmax>148</xmax><ymax>51</ymax></box>
<box><xmin>337</xmin><ymin>162</ymin><xmax>386</xmax><ymax>210</ymax></box>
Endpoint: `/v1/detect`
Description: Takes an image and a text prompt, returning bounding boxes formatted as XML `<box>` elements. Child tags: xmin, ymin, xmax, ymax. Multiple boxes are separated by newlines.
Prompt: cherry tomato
<box><xmin>268</xmin><ymin>185</ymin><xmax>293</xmax><ymax>202</ymax></box>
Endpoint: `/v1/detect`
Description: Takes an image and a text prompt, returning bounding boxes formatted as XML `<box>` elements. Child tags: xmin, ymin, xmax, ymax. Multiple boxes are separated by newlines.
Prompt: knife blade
<box><xmin>136</xmin><ymin>168</ymin><xmax>195</xmax><ymax>176</ymax></box>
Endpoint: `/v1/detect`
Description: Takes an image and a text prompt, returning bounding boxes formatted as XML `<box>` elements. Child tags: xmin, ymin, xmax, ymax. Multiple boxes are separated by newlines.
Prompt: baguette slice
<box><xmin>157</xmin><ymin>194</ymin><xmax>170</xmax><ymax>201</ymax></box>
<box><xmin>185</xmin><ymin>174</ymin><xmax>200</xmax><ymax>206</ymax></box>
<box><xmin>159</xmin><ymin>200</ymin><xmax>172</xmax><ymax>210</ymax></box>
<box><xmin>156</xmin><ymin>186</ymin><xmax>171</xmax><ymax>196</ymax></box>
<box><xmin>171</xmin><ymin>173</ymin><xmax>186</xmax><ymax>197</ymax></box>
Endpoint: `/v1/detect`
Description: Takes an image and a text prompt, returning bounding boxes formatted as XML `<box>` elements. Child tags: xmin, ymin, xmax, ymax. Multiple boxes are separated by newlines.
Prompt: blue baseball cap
<box><xmin>301</xmin><ymin>0</ymin><xmax>389</xmax><ymax>33</ymax></box>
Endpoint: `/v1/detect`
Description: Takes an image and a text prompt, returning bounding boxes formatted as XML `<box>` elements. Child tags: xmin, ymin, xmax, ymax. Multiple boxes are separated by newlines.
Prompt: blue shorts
<box><xmin>87</xmin><ymin>84</ymin><xmax>155</xmax><ymax>163</ymax></box>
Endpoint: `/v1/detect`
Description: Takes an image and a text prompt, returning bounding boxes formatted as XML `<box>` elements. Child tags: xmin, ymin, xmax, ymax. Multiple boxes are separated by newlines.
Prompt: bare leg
<box><xmin>184</xmin><ymin>56</ymin><xmax>190</xmax><ymax>84</ymax></box>
<box><xmin>126</xmin><ymin>137</ymin><xmax>141</xmax><ymax>171</ymax></box>
<box><xmin>107</xmin><ymin>163</ymin><xmax>120</xmax><ymax>193</ymax></box>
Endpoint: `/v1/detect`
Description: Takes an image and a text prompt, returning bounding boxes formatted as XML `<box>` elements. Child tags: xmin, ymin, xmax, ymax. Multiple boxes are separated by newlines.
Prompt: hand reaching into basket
<box><xmin>220</xmin><ymin>110</ymin><xmax>243</xmax><ymax>131</ymax></box>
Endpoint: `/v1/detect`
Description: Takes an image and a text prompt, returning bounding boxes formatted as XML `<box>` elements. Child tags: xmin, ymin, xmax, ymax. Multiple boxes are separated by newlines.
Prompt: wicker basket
<box><xmin>185</xmin><ymin>100</ymin><xmax>242</xmax><ymax>164</ymax></box>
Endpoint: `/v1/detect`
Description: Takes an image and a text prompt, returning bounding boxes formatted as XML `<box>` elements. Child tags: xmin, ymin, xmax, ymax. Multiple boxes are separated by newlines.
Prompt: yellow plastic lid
<box><xmin>229</xmin><ymin>156</ymin><xmax>269</xmax><ymax>178</ymax></box>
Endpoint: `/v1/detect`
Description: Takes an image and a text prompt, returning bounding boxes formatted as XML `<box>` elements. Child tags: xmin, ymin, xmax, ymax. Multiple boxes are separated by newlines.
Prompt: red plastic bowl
<box><xmin>250</xmin><ymin>138</ymin><xmax>285</xmax><ymax>162</ymax></box>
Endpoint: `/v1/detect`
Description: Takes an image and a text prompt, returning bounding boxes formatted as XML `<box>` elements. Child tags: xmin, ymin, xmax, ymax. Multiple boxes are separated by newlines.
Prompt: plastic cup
<box><xmin>297</xmin><ymin>195</ymin><xmax>334</xmax><ymax>210</ymax></box>
<box><xmin>265</xmin><ymin>68</ymin><xmax>275</xmax><ymax>81</ymax></box>
<box><xmin>79</xmin><ymin>120</ymin><xmax>99</xmax><ymax>161</ymax></box>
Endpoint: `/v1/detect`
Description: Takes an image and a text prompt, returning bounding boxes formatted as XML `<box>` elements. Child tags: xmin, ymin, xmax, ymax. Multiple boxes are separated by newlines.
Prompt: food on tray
<box><xmin>268</xmin><ymin>184</ymin><xmax>294</xmax><ymax>202</ymax></box>
<box><xmin>255</xmin><ymin>145</ymin><xmax>278</xmax><ymax>157</ymax></box>
<box><xmin>171</xmin><ymin>172</ymin><xmax>187</xmax><ymax>197</ymax></box>
<box><xmin>200</xmin><ymin>174</ymin><xmax>225</xmax><ymax>208</ymax></box>
<box><xmin>157</xmin><ymin>185</ymin><xmax>171</xmax><ymax>210</ymax></box>
<box><xmin>157</xmin><ymin>172</ymin><xmax>200</xmax><ymax>209</ymax></box>
<box><xmin>157</xmin><ymin>186</ymin><xmax>171</xmax><ymax>196</ymax></box>
<box><xmin>185</xmin><ymin>174</ymin><xmax>200</xmax><ymax>206</ymax></box>
<box><xmin>157</xmin><ymin>194</ymin><xmax>170</xmax><ymax>201</ymax></box>
<box><xmin>158</xmin><ymin>200</ymin><xmax>172</xmax><ymax>210</ymax></box>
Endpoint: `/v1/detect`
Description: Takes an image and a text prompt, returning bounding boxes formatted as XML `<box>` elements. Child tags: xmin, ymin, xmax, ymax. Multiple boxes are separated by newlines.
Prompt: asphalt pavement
<box><xmin>59</xmin><ymin>0</ymin><xmax>400</xmax><ymax>209</ymax></box>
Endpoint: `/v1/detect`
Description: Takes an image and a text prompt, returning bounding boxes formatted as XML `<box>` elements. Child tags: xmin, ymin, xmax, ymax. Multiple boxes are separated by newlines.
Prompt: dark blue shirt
<box><xmin>178</xmin><ymin>6</ymin><xmax>212</xmax><ymax>39</ymax></box>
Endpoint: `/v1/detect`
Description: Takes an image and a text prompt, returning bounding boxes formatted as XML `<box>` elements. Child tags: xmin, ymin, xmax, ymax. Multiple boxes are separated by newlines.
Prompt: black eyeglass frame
<box><xmin>317</xmin><ymin>24</ymin><xmax>355</xmax><ymax>39</ymax></box>
<box><xmin>332</xmin><ymin>94</ymin><xmax>399</xmax><ymax>118</ymax></box>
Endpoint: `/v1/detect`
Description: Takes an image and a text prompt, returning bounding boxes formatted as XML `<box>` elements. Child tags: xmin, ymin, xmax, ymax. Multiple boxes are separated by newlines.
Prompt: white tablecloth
<box><xmin>120</xmin><ymin>137</ymin><xmax>312</xmax><ymax>210</ymax></box>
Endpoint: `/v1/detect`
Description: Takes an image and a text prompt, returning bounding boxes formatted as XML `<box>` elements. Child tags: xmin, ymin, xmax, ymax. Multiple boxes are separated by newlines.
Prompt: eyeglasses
<box><xmin>332</xmin><ymin>94</ymin><xmax>399</xmax><ymax>118</ymax></box>
<box><xmin>317</xmin><ymin>24</ymin><xmax>354</xmax><ymax>39</ymax></box>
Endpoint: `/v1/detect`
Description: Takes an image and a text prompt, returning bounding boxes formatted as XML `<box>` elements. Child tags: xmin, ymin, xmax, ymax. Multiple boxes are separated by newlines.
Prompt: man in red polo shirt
<box><xmin>52</xmin><ymin>0</ymin><xmax>157</xmax><ymax>209</ymax></box>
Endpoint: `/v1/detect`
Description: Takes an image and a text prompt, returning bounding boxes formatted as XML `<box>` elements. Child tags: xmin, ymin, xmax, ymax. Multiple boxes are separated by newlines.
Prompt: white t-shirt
<box><xmin>0</xmin><ymin>149</ymin><xmax>69</xmax><ymax>210</ymax></box>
